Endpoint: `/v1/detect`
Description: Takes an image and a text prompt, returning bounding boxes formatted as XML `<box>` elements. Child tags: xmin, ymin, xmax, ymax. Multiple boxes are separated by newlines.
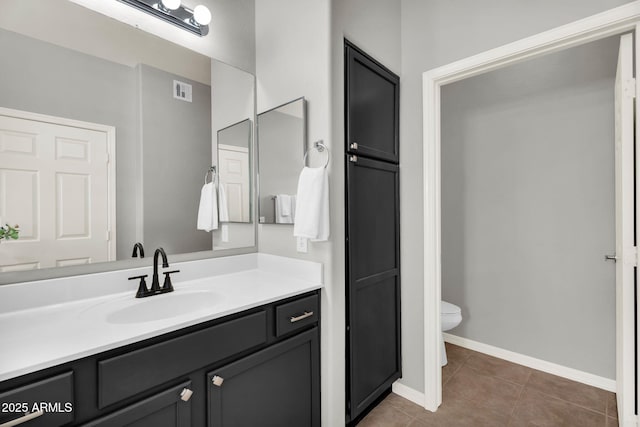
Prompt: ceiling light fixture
<box><xmin>192</xmin><ymin>5</ymin><xmax>212</xmax><ymax>26</ymax></box>
<box><xmin>117</xmin><ymin>0</ymin><xmax>211</xmax><ymax>37</ymax></box>
<box><xmin>161</xmin><ymin>0</ymin><xmax>181</xmax><ymax>10</ymax></box>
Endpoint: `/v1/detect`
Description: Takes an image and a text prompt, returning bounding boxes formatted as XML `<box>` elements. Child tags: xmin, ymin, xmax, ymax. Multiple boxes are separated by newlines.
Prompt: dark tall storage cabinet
<box><xmin>345</xmin><ymin>40</ymin><xmax>401</xmax><ymax>424</ymax></box>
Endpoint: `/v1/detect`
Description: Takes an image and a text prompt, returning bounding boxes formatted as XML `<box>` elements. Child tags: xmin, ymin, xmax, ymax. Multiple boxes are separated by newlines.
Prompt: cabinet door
<box><xmin>345</xmin><ymin>41</ymin><xmax>400</xmax><ymax>163</ymax></box>
<box><xmin>208</xmin><ymin>328</ymin><xmax>320</xmax><ymax>427</ymax></box>
<box><xmin>346</xmin><ymin>156</ymin><xmax>401</xmax><ymax>421</ymax></box>
<box><xmin>84</xmin><ymin>382</ymin><xmax>192</xmax><ymax>427</ymax></box>
<box><xmin>0</xmin><ymin>372</ymin><xmax>73</xmax><ymax>427</ymax></box>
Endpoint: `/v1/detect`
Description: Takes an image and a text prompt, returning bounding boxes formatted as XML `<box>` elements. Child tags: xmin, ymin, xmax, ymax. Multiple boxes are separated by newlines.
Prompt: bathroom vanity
<box><xmin>0</xmin><ymin>255</ymin><xmax>322</xmax><ymax>427</ymax></box>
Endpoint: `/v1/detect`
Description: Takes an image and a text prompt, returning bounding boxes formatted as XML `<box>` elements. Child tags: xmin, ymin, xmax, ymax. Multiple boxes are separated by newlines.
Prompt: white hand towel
<box><xmin>293</xmin><ymin>167</ymin><xmax>330</xmax><ymax>241</ymax></box>
<box><xmin>275</xmin><ymin>194</ymin><xmax>294</xmax><ymax>224</ymax></box>
<box><xmin>197</xmin><ymin>182</ymin><xmax>218</xmax><ymax>232</ymax></box>
<box><xmin>290</xmin><ymin>195</ymin><xmax>297</xmax><ymax>222</ymax></box>
<box><xmin>218</xmin><ymin>183</ymin><xmax>229</xmax><ymax>223</ymax></box>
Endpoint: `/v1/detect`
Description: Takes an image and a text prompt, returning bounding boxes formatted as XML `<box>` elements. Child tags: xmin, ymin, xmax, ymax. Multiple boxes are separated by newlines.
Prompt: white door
<box><xmin>0</xmin><ymin>112</ymin><xmax>113</xmax><ymax>271</ymax></box>
<box><xmin>614</xmin><ymin>32</ymin><xmax>636</xmax><ymax>426</ymax></box>
<box><xmin>218</xmin><ymin>144</ymin><xmax>250</xmax><ymax>223</ymax></box>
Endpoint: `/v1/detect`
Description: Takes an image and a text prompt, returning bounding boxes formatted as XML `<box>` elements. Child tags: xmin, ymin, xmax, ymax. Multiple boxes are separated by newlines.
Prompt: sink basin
<box><xmin>89</xmin><ymin>290</ymin><xmax>221</xmax><ymax>324</ymax></box>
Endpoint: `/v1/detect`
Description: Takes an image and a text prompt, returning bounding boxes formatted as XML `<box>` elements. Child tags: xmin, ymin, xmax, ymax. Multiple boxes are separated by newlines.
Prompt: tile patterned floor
<box><xmin>358</xmin><ymin>343</ymin><xmax>618</xmax><ymax>427</ymax></box>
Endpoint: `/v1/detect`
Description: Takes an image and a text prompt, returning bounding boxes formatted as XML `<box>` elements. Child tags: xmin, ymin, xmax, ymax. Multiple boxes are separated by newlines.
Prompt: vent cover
<box><xmin>173</xmin><ymin>80</ymin><xmax>192</xmax><ymax>102</ymax></box>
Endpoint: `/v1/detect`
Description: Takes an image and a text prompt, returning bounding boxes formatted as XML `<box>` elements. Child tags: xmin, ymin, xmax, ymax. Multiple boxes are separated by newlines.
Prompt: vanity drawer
<box><xmin>98</xmin><ymin>310</ymin><xmax>267</xmax><ymax>409</ymax></box>
<box><xmin>275</xmin><ymin>294</ymin><xmax>319</xmax><ymax>337</ymax></box>
<box><xmin>0</xmin><ymin>371</ymin><xmax>74</xmax><ymax>427</ymax></box>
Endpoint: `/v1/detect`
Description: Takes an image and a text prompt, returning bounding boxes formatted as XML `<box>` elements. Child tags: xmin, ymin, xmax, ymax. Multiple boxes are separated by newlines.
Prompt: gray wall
<box><xmin>0</xmin><ymin>28</ymin><xmax>138</xmax><ymax>260</ymax></box>
<box><xmin>139</xmin><ymin>64</ymin><xmax>213</xmax><ymax>255</ymax></box>
<box><xmin>441</xmin><ymin>37</ymin><xmax>618</xmax><ymax>378</ymax></box>
<box><xmin>256</xmin><ymin>0</ymin><xmax>401</xmax><ymax>424</ymax></box>
<box><xmin>257</xmin><ymin>110</ymin><xmax>304</xmax><ymax>224</ymax></box>
<box><xmin>399</xmin><ymin>0</ymin><xmax>633</xmax><ymax>392</ymax></box>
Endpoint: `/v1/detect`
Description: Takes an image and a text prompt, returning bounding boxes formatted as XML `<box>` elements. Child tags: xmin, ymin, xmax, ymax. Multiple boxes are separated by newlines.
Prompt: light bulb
<box><xmin>193</xmin><ymin>5</ymin><xmax>211</xmax><ymax>26</ymax></box>
<box><xmin>161</xmin><ymin>0</ymin><xmax>181</xmax><ymax>10</ymax></box>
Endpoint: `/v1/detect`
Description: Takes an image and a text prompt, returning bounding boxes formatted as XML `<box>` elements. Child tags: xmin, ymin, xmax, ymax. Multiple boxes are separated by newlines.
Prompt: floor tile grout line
<box><xmin>524</xmin><ymin>385</ymin><xmax>610</xmax><ymax>416</ymax></box>
<box><xmin>464</xmin><ymin>346</ymin><xmax>611</xmax><ymax>416</ymax></box>
<box><xmin>505</xmin><ymin>372</ymin><xmax>530</xmax><ymax>427</ymax></box>
<box><xmin>463</xmin><ymin>362</ymin><xmax>533</xmax><ymax>388</ymax></box>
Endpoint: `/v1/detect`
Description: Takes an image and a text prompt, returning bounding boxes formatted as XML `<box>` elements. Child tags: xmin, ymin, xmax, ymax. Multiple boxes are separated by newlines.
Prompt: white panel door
<box><xmin>218</xmin><ymin>144</ymin><xmax>250</xmax><ymax>223</ymax></box>
<box><xmin>614</xmin><ymin>32</ymin><xmax>636</xmax><ymax>426</ymax></box>
<box><xmin>0</xmin><ymin>114</ymin><xmax>111</xmax><ymax>271</ymax></box>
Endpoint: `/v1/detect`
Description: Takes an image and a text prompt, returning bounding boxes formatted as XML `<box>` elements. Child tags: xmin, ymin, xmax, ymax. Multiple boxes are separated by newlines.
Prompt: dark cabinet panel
<box><xmin>346</xmin><ymin>41</ymin><xmax>400</xmax><ymax>163</ymax></box>
<box><xmin>0</xmin><ymin>371</ymin><xmax>74</xmax><ymax>427</ymax></box>
<box><xmin>208</xmin><ymin>327</ymin><xmax>320</xmax><ymax>427</ymax></box>
<box><xmin>351</xmin><ymin>275</ymin><xmax>400</xmax><ymax>412</ymax></box>
<box><xmin>275</xmin><ymin>293</ymin><xmax>319</xmax><ymax>337</ymax></box>
<box><xmin>347</xmin><ymin>157</ymin><xmax>399</xmax><ymax>279</ymax></box>
<box><xmin>345</xmin><ymin>40</ymin><xmax>401</xmax><ymax>424</ymax></box>
<box><xmin>346</xmin><ymin>157</ymin><xmax>401</xmax><ymax>421</ymax></box>
<box><xmin>98</xmin><ymin>310</ymin><xmax>267</xmax><ymax>408</ymax></box>
<box><xmin>84</xmin><ymin>381</ymin><xmax>191</xmax><ymax>427</ymax></box>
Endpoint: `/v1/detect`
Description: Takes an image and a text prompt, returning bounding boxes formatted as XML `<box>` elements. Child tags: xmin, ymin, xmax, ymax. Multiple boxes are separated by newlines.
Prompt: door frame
<box><xmin>0</xmin><ymin>106</ymin><xmax>117</xmax><ymax>262</ymax></box>
<box><xmin>422</xmin><ymin>1</ymin><xmax>640</xmax><ymax>423</ymax></box>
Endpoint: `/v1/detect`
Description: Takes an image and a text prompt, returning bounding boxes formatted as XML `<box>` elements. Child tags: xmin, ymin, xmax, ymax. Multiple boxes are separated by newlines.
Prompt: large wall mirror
<box><xmin>257</xmin><ymin>97</ymin><xmax>306</xmax><ymax>224</ymax></box>
<box><xmin>0</xmin><ymin>0</ymin><xmax>256</xmax><ymax>284</ymax></box>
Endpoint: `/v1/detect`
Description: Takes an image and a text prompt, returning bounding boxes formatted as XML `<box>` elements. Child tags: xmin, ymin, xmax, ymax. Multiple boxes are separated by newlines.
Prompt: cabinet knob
<box><xmin>212</xmin><ymin>375</ymin><xmax>224</xmax><ymax>387</ymax></box>
<box><xmin>349</xmin><ymin>155</ymin><xmax>358</xmax><ymax>163</ymax></box>
<box><xmin>180</xmin><ymin>388</ymin><xmax>193</xmax><ymax>402</ymax></box>
<box><xmin>350</xmin><ymin>142</ymin><xmax>358</xmax><ymax>150</ymax></box>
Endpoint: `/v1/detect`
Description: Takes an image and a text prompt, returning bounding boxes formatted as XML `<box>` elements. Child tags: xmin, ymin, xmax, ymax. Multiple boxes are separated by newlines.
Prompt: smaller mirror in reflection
<box><xmin>257</xmin><ymin>97</ymin><xmax>306</xmax><ymax>225</ymax></box>
<box><xmin>217</xmin><ymin>119</ymin><xmax>252</xmax><ymax>223</ymax></box>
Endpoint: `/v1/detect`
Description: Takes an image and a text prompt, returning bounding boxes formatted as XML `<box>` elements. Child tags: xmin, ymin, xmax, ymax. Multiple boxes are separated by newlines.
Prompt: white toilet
<box><xmin>441</xmin><ymin>301</ymin><xmax>462</xmax><ymax>366</ymax></box>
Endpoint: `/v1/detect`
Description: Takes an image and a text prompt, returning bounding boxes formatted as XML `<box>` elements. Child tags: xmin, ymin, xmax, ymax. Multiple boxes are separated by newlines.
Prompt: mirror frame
<box><xmin>256</xmin><ymin>96</ymin><xmax>307</xmax><ymax>225</ymax></box>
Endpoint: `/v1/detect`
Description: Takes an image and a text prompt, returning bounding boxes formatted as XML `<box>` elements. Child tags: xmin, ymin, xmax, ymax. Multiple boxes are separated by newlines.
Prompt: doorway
<box><xmin>422</xmin><ymin>6</ymin><xmax>639</xmax><ymax>426</ymax></box>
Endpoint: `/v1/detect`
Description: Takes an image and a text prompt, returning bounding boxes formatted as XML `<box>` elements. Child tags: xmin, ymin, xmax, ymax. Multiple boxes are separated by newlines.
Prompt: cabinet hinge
<box><xmin>634</xmin><ymin>246</ymin><xmax>639</xmax><ymax>267</ymax></box>
<box><xmin>106</xmin><ymin>230</ymin><xmax>111</xmax><ymax>241</ymax></box>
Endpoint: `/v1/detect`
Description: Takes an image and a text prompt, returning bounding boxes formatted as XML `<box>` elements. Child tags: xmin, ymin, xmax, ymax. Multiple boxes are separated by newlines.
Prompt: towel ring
<box><xmin>204</xmin><ymin>166</ymin><xmax>216</xmax><ymax>184</ymax></box>
<box><xmin>303</xmin><ymin>140</ymin><xmax>330</xmax><ymax>168</ymax></box>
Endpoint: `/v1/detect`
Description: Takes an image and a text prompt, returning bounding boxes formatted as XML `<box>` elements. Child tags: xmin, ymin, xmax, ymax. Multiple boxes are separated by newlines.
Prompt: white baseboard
<box><xmin>392</xmin><ymin>381</ymin><xmax>425</xmax><ymax>407</ymax></box>
<box><xmin>443</xmin><ymin>333</ymin><xmax>616</xmax><ymax>392</ymax></box>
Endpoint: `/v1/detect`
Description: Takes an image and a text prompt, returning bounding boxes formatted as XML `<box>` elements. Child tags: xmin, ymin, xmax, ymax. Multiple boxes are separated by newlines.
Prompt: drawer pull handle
<box><xmin>0</xmin><ymin>410</ymin><xmax>44</xmax><ymax>427</ymax></box>
<box><xmin>290</xmin><ymin>311</ymin><xmax>314</xmax><ymax>323</ymax></box>
<box><xmin>180</xmin><ymin>388</ymin><xmax>193</xmax><ymax>402</ymax></box>
<box><xmin>212</xmin><ymin>375</ymin><xmax>224</xmax><ymax>387</ymax></box>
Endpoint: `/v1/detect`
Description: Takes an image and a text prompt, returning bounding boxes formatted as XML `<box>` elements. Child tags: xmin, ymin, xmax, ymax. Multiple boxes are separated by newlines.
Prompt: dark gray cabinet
<box><xmin>84</xmin><ymin>382</ymin><xmax>192</xmax><ymax>427</ymax></box>
<box><xmin>0</xmin><ymin>372</ymin><xmax>74</xmax><ymax>427</ymax></box>
<box><xmin>208</xmin><ymin>328</ymin><xmax>320</xmax><ymax>427</ymax></box>
<box><xmin>345</xmin><ymin>40</ymin><xmax>401</xmax><ymax>424</ymax></box>
<box><xmin>345</xmin><ymin>40</ymin><xmax>399</xmax><ymax>163</ymax></box>
<box><xmin>0</xmin><ymin>291</ymin><xmax>320</xmax><ymax>427</ymax></box>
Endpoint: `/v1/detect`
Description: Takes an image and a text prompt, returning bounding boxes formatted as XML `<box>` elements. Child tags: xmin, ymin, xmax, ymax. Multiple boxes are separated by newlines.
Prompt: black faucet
<box><xmin>128</xmin><ymin>247</ymin><xmax>179</xmax><ymax>298</ymax></box>
<box><xmin>150</xmin><ymin>247</ymin><xmax>169</xmax><ymax>294</ymax></box>
<box><xmin>132</xmin><ymin>242</ymin><xmax>145</xmax><ymax>258</ymax></box>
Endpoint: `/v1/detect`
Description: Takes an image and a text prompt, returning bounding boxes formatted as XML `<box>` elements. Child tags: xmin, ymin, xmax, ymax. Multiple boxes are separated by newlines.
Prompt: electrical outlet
<box><xmin>296</xmin><ymin>236</ymin><xmax>308</xmax><ymax>253</ymax></box>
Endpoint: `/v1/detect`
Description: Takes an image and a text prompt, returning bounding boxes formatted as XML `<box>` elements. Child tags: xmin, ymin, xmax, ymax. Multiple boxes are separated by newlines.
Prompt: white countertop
<box><xmin>0</xmin><ymin>254</ymin><xmax>323</xmax><ymax>382</ymax></box>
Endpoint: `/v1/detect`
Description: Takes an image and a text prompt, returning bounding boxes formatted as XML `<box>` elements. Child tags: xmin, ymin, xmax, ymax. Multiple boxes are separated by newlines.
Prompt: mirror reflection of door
<box><xmin>0</xmin><ymin>110</ymin><xmax>115</xmax><ymax>272</ymax></box>
<box><xmin>217</xmin><ymin>119</ymin><xmax>251</xmax><ymax>223</ymax></box>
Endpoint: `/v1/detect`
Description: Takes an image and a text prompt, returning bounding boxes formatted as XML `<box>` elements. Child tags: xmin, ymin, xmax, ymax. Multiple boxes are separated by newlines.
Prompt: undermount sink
<box><xmin>86</xmin><ymin>289</ymin><xmax>221</xmax><ymax>324</ymax></box>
